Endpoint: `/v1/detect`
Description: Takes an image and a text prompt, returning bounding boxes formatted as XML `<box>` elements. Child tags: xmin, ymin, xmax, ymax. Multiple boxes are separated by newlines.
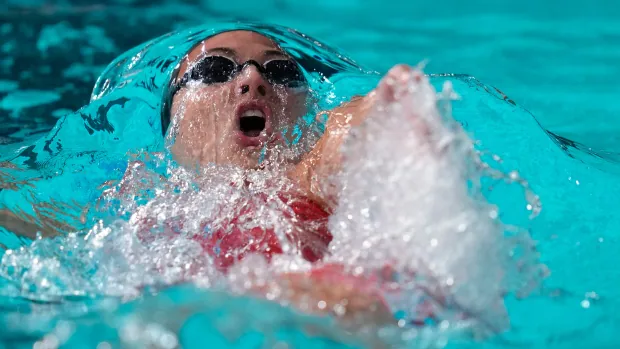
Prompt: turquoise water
<box><xmin>1</xmin><ymin>1</ymin><xmax>619</xmax><ymax>348</ymax></box>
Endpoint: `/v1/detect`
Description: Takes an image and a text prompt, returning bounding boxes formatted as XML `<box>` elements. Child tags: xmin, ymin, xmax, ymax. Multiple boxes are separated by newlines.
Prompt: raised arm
<box><xmin>289</xmin><ymin>65</ymin><xmax>415</xmax><ymax>208</ymax></box>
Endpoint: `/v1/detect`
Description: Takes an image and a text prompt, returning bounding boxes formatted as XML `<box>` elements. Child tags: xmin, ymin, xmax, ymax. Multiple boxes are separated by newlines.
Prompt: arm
<box><xmin>0</xmin><ymin>209</ymin><xmax>58</xmax><ymax>240</ymax></box>
<box><xmin>0</xmin><ymin>154</ymin><xmax>160</xmax><ymax>241</ymax></box>
<box><xmin>289</xmin><ymin>65</ymin><xmax>415</xmax><ymax>207</ymax></box>
<box><xmin>288</xmin><ymin>94</ymin><xmax>375</xmax><ymax>208</ymax></box>
<box><xmin>0</xmin><ymin>200</ymin><xmax>84</xmax><ymax>240</ymax></box>
<box><xmin>251</xmin><ymin>264</ymin><xmax>395</xmax><ymax>328</ymax></box>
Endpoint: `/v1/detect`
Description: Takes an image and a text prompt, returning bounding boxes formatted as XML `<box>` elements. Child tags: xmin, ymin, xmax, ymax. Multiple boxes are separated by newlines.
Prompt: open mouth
<box><xmin>239</xmin><ymin>109</ymin><xmax>266</xmax><ymax>137</ymax></box>
<box><xmin>235</xmin><ymin>101</ymin><xmax>273</xmax><ymax>147</ymax></box>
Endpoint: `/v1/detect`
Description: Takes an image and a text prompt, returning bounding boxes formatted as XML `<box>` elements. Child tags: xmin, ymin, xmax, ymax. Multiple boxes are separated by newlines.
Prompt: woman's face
<box><xmin>169</xmin><ymin>30</ymin><xmax>308</xmax><ymax>170</ymax></box>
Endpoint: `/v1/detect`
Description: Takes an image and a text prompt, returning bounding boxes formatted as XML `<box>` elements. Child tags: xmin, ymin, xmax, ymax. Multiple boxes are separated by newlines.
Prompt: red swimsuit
<box><xmin>191</xmin><ymin>193</ymin><xmax>333</xmax><ymax>272</ymax></box>
<box><xmin>136</xmin><ymin>190</ymin><xmax>446</xmax><ymax>325</ymax></box>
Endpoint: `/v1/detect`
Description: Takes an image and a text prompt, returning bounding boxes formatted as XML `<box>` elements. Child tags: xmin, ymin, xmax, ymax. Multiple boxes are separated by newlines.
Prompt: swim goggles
<box><xmin>176</xmin><ymin>55</ymin><xmax>306</xmax><ymax>89</ymax></box>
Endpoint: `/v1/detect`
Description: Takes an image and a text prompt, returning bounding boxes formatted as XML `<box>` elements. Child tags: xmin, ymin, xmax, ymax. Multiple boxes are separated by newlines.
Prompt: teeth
<box><xmin>241</xmin><ymin>109</ymin><xmax>265</xmax><ymax>118</ymax></box>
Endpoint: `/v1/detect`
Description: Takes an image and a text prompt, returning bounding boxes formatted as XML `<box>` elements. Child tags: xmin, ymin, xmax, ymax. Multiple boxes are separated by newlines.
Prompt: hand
<box><xmin>267</xmin><ymin>264</ymin><xmax>395</xmax><ymax>327</ymax></box>
<box><xmin>293</xmin><ymin>64</ymin><xmax>439</xmax><ymax>204</ymax></box>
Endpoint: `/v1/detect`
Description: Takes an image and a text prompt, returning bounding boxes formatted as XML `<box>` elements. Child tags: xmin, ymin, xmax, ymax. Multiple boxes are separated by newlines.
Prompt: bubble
<box><xmin>34</xmin><ymin>334</ymin><xmax>59</xmax><ymax>349</ymax></box>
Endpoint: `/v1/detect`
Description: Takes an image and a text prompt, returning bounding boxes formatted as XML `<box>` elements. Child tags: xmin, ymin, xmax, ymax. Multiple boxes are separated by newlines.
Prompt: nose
<box><xmin>236</xmin><ymin>65</ymin><xmax>268</xmax><ymax>97</ymax></box>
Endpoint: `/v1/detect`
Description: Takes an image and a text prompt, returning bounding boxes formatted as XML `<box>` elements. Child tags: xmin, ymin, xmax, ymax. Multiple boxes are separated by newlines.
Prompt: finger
<box><xmin>376</xmin><ymin>64</ymin><xmax>415</xmax><ymax>102</ymax></box>
<box><xmin>376</xmin><ymin>66</ymin><xmax>436</xmax><ymax>145</ymax></box>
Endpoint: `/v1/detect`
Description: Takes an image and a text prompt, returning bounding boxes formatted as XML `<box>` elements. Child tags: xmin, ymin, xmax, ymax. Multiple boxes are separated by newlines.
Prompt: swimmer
<box><xmin>0</xmin><ymin>29</ymin><xmax>446</xmax><ymax>329</ymax></box>
<box><xmin>160</xmin><ymin>30</ymin><xmax>439</xmax><ymax>326</ymax></box>
<box><xmin>169</xmin><ymin>30</ymin><xmax>415</xmax><ymax>202</ymax></box>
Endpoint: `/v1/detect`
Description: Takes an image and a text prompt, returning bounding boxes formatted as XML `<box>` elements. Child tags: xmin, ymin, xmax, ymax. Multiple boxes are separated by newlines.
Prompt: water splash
<box><xmin>323</xmin><ymin>70</ymin><xmax>546</xmax><ymax>335</ymax></box>
<box><xmin>0</xmin><ymin>66</ymin><xmax>547</xmax><ymax>348</ymax></box>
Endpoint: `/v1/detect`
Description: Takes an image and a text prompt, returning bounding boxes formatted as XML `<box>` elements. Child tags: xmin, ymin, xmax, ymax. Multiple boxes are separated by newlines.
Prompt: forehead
<box><xmin>176</xmin><ymin>30</ymin><xmax>286</xmax><ymax>81</ymax></box>
<box><xmin>202</xmin><ymin>31</ymin><xmax>282</xmax><ymax>56</ymax></box>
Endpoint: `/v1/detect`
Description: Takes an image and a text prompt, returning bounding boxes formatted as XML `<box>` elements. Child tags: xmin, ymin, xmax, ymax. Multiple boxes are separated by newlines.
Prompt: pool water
<box><xmin>1</xmin><ymin>1</ymin><xmax>619</xmax><ymax>348</ymax></box>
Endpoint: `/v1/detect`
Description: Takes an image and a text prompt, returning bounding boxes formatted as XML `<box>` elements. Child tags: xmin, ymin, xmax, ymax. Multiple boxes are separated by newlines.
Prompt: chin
<box><xmin>229</xmin><ymin>153</ymin><xmax>262</xmax><ymax>170</ymax></box>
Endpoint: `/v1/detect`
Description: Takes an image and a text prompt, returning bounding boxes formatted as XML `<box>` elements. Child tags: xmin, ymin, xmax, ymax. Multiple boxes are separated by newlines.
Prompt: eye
<box><xmin>264</xmin><ymin>60</ymin><xmax>305</xmax><ymax>87</ymax></box>
<box><xmin>191</xmin><ymin>56</ymin><xmax>236</xmax><ymax>84</ymax></box>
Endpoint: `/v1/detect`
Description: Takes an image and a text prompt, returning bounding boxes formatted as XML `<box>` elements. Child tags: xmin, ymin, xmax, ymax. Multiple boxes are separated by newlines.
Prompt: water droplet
<box><xmin>97</xmin><ymin>342</ymin><xmax>112</xmax><ymax>349</ymax></box>
<box><xmin>273</xmin><ymin>341</ymin><xmax>290</xmax><ymax>349</ymax></box>
<box><xmin>160</xmin><ymin>332</ymin><xmax>178</xmax><ymax>349</ymax></box>
<box><xmin>361</xmin><ymin>208</ymin><xmax>369</xmax><ymax>217</ymax></box>
<box><xmin>585</xmin><ymin>291</ymin><xmax>599</xmax><ymax>300</ymax></box>
<box><xmin>333</xmin><ymin>303</ymin><xmax>346</xmax><ymax>316</ymax></box>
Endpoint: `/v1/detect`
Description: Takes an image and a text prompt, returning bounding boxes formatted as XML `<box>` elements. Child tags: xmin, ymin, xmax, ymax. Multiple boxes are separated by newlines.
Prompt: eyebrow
<box><xmin>262</xmin><ymin>49</ymin><xmax>288</xmax><ymax>60</ymax></box>
<box><xmin>204</xmin><ymin>47</ymin><xmax>288</xmax><ymax>61</ymax></box>
<box><xmin>205</xmin><ymin>47</ymin><xmax>238</xmax><ymax>58</ymax></box>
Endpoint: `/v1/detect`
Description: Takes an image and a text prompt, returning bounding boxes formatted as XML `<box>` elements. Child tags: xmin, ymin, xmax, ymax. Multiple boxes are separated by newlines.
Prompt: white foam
<box><xmin>324</xmin><ymin>70</ymin><xmax>544</xmax><ymax>333</ymax></box>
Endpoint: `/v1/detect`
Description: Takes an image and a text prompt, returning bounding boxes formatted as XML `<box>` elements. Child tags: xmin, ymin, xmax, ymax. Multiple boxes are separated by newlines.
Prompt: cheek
<box><xmin>195</xmin><ymin>85</ymin><xmax>233</xmax><ymax>114</ymax></box>
<box><xmin>281</xmin><ymin>93</ymin><xmax>307</xmax><ymax>123</ymax></box>
<box><xmin>176</xmin><ymin>87</ymin><xmax>233</xmax><ymax>130</ymax></box>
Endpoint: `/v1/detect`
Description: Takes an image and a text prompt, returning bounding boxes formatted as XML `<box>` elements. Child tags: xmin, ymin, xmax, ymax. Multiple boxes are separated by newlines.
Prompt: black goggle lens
<box><xmin>183</xmin><ymin>56</ymin><xmax>305</xmax><ymax>88</ymax></box>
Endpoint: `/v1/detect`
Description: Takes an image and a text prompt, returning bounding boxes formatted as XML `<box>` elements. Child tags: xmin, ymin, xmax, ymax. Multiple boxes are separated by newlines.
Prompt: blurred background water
<box><xmin>2</xmin><ymin>0</ymin><xmax>619</xmax><ymax>155</ymax></box>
